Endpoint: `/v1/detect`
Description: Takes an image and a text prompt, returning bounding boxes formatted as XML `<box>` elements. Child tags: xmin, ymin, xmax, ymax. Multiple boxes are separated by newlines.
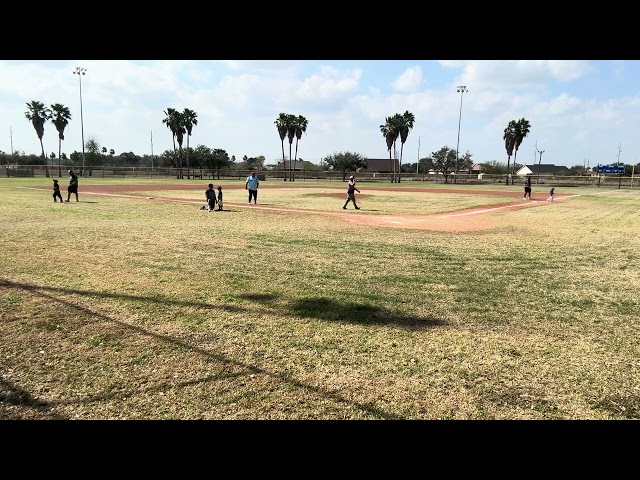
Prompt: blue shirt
<box><xmin>246</xmin><ymin>175</ymin><xmax>259</xmax><ymax>190</ymax></box>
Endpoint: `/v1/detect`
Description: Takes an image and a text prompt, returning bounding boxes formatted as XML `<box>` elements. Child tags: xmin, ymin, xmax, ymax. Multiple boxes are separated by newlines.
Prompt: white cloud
<box><xmin>2</xmin><ymin>60</ymin><xmax>640</xmax><ymax>168</ymax></box>
<box><xmin>392</xmin><ymin>66</ymin><xmax>422</xmax><ymax>92</ymax></box>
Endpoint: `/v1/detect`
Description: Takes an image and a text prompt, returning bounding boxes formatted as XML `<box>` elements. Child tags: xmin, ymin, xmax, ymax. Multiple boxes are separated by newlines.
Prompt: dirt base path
<box><xmin>33</xmin><ymin>183</ymin><xmax>569</xmax><ymax>232</ymax></box>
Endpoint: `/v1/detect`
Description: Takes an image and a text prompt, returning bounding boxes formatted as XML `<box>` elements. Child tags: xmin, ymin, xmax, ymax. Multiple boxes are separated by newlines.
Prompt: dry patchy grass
<box><xmin>1</xmin><ymin>179</ymin><xmax>639</xmax><ymax>419</ymax></box>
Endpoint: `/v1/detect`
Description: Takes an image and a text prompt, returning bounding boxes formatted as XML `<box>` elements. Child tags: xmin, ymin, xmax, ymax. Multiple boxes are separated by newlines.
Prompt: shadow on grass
<box><xmin>0</xmin><ymin>278</ymin><xmax>405</xmax><ymax>419</ymax></box>
<box><xmin>290</xmin><ymin>297</ymin><xmax>445</xmax><ymax>329</ymax></box>
<box><xmin>0</xmin><ymin>378</ymin><xmax>68</xmax><ymax>420</ymax></box>
<box><xmin>237</xmin><ymin>293</ymin><xmax>279</xmax><ymax>302</ymax></box>
<box><xmin>0</xmin><ymin>278</ymin><xmax>245</xmax><ymax>313</ymax></box>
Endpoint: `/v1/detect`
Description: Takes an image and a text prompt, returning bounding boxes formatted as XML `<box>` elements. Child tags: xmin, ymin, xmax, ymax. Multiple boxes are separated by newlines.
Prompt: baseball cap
<box><xmin>349</xmin><ymin>175</ymin><xmax>354</xmax><ymax>179</ymax></box>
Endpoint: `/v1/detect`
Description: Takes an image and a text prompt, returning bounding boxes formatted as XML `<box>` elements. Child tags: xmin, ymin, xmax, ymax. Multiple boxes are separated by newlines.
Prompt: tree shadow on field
<box><xmin>237</xmin><ymin>293</ymin><xmax>279</xmax><ymax>302</ymax></box>
<box><xmin>0</xmin><ymin>278</ymin><xmax>246</xmax><ymax>313</ymax></box>
<box><xmin>0</xmin><ymin>278</ymin><xmax>406</xmax><ymax>420</ymax></box>
<box><xmin>290</xmin><ymin>297</ymin><xmax>445</xmax><ymax>330</ymax></box>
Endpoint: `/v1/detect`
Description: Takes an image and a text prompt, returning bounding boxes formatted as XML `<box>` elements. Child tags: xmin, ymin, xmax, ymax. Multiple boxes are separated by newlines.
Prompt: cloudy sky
<box><xmin>2</xmin><ymin>60</ymin><xmax>639</xmax><ymax>168</ymax></box>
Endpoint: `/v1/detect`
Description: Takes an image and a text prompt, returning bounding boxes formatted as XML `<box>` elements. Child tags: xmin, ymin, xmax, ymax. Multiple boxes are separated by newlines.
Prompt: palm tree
<box><xmin>397</xmin><ymin>110</ymin><xmax>415</xmax><ymax>183</ymax></box>
<box><xmin>50</xmin><ymin>103</ymin><xmax>71</xmax><ymax>177</ymax></box>
<box><xmin>162</xmin><ymin>108</ymin><xmax>183</xmax><ymax>178</ymax></box>
<box><xmin>511</xmin><ymin>118</ymin><xmax>531</xmax><ymax>178</ymax></box>
<box><xmin>292</xmin><ymin>115</ymin><xmax>308</xmax><ymax>182</ymax></box>
<box><xmin>285</xmin><ymin>114</ymin><xmax>297</xmax><ymax>181</ymax></box>
<box><xmin>275</xmin><ymin>113</ymin><xmax>289</xmax><ymax>181</ymax></box>
<box><xmin>25</xmin><ymin>100</ymin><xmax>51</xmax><ymax>177</ymax></box>
<box><xmin>503</xmin><ymin>121</ymin><xmax>517</xmax><ymax>185</ymax></box>
<box><xmin>182</xmin><ymin>108</ymin><xmax>198</xmax><ymax>179</ymax></box>
<box><xmin>380</xmin><ymin>119</ymin><xmax>395</xmax><ymax>182</ymax></box>
<box><xmin>109</xmin><ymin>148</ymin><xmax>115</xmax><ymax>156</ymax></box>
<box><xmin>380</xmin><ymin>116</ymin><xmax>400</xmax><ymax>182</ymax></box>
<box><xmin>174</xmin><ymin>114</ymin><xmax>186</xmax><ymax>179</ymax></box>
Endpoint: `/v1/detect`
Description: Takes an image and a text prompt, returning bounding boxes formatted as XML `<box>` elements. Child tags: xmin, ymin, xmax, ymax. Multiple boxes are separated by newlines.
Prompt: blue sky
<box><xmin>2</xmin><ymin>60</ymin><xmax>640</xmax><ymax>168</ymax></box>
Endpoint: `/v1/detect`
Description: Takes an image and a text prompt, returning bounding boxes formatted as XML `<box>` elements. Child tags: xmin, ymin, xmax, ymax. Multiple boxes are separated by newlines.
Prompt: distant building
<box><xmin>516</xmin><ymin>164</ymin><xmax>570</xmax><ymax>175</ymax></box>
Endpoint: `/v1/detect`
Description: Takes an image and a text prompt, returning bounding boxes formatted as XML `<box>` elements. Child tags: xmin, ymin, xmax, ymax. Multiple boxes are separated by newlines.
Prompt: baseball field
<box><xmin>1</xmin><ymin>177</ymin><xmax>638</xmax><ymax>419</ymax></box>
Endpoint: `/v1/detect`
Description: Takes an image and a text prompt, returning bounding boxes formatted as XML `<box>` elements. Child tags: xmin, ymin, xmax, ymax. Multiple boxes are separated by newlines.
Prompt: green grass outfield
<box><xmin>1</xmin><ymin>177</ymin><xmax>639</xmax><ymax>419</ymax></box>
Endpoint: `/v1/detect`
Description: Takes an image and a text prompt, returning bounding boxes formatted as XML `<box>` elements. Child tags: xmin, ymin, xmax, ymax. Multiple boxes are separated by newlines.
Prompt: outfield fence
<box><xmin>2</xmin><ymin>164</ymin><xmax>638</xmax><ymax>188</ymax></box>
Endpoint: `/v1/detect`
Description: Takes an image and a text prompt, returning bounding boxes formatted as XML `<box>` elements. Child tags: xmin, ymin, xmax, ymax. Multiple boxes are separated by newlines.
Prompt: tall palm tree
<box><xmin>503</xmin><ymin>121</ymin><xmax>517</xmax><ymax>185</ymax></box>
<box><xmin>175</xmin><ymin>115</ymin><xmax>186</xmax><ymax>179</ymax></box>
<box><xmin>275</xmin><ymin>113</ymin><xmax>289</xmax><ymax>181</ymax></box>
<box><xmin>380</xmin><ymin>119</ymin><xmax>395</xmax><ymax>182</ymax></box>
<box><xmin>25</xmin><ymin>100</ymin><xmax>52</xmax><ymax>177</ymax></box>
<box><xmin>397</xmin><ymin>110</ymin><xmax>415</xmax><ymax>183</ymax></box>
<box><xmin>162</xmin><ymin>108</ymin><xmax>183</xmax><ymax>178</ymax></box>
<box><xmin>182</xmin><ymin>108</ymin><xmax>198</xmax><ymax>179</ymax></box>
<box><xmin>292</xmin><ymin>115</ymin><xmax>308</xmax><ymax>182</ymax></box>
<box><xmin>512</xmin><ymin>118</ymin><xmax>531</xmax><ymax>178</ymax></box>
<box><xmin>380</xmin><ymin>116</ymin><xmax>400</xmax><ymax>182</ymax></box>
<box><xmin>50</xmin><ymin>103</ymin><xmax>71</xmax><ymax>177</ymax></box>
<box><xmin>285</xmin><ymin>114</ymin><xmax>297</xmax><ymax>181</ymax></box>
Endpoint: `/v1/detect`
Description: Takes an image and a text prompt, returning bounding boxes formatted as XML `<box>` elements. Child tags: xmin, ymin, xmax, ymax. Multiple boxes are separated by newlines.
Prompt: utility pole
<box><xmin>151</xmin><ymin>130</ymin><xmax>154</xmax><ymax>177</ymax></box>
<box><xmin>417</xmin><ymin>136</ymin><xmax>420</xmax><ymax>174</ymax></box>
<box><xmin>537</xmin><ymin>148</ymin><xmax>545</xmax><ymax>185</ymax></box>
<box><xmin>10</xmin><ymin>126</ymin><xmax>14</xmax><ymax>156</ymax></box>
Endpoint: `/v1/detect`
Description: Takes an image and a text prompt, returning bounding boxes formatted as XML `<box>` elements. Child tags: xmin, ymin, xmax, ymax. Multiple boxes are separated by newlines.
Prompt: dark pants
<box><xmin>67</xmin><ymin>185</ymin><xmax>78</xmax><ymax>201</ymax></box>
<box><xmin>343</xmin><ymin>192</ymin><xmax>358</xmax><ymax>208</ymax></box>
<box><xmin>248</xmin><ymin>189</ymin><xmax>257</xmax><ymax>204</ymax></box>
<box><xmin>53</xmin><ymin>191</ymin><xmax>63</xmax><ymax>202</ymax></box>
<box><xmin>207</xmin><ymin>198</ymin><xmax>216</xmax><ymax>210</ymax></box>
<box><xmin>524</xmin><ymin>186</ymin><xmax>531</xmax><ymax>198</ymax></box>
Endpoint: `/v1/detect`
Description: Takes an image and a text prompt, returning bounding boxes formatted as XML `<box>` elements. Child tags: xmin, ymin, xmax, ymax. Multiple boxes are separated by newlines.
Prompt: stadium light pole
<box><xmin>537</xmin><ymin>149</ymin><xmax>545</xmax><ymax>185</ymax></box>
<box><xmin>454</xmin><ymin>85</ymin><xmax>468</xmax><ymax>185</ymax></box>
<box><xmin>617</xmin><ymin>143</ymin><xmax>622</xmax><ymax>189</ymax></box>
<box><xmin>73</xmin><ymin>67</ymin><xmax>87</xmax><ymax>177</ymax></box>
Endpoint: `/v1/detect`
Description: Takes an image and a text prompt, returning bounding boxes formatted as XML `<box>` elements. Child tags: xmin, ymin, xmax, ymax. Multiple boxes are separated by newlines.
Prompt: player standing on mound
<box><xmin>343</xmin><ymin>175</ymin><xmax>360</xmax><ymax>210</ymax></box>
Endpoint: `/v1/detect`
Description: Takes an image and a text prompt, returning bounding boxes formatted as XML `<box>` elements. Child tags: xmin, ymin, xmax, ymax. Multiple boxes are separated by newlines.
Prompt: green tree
<box><xmin>429</xmin><ymin>146</ymin><xmax>457</xmax><ymax>183</ymax></box>
<box><xmin>479</xmin><ymin>160</ymin><xmax>508</xmax><ymax>175</ymax></box>
<box><xmin>211</xmin><ymin>148</ymin><xmax>231</xmax><ymax>178</ymax></box>
<box><xmin>292</xmin><ymin>115</ymin><xmax>308</xmax><ymax>182</ymax></box>
<box><xmin>25</xmin><ymin>100</ymin><xmax>52</xmax><ymax>177</ymax></box>
<box><xmin>50</xmin><ymin>103</ymin><xmax>71</xmax><ymax>177</ymax></box>
<box><xmin>322</xmin><ymin>151</ymin><xmax>368</xmax><ymax>180</ymax></box>
<box><xmin>274</xmin><ymin>113</ymin><xmax>289</xmax><ymax>181</ymax></box>
<box><xmin>182</xmin><ymin>108</ymin><xmax>198</xmax><ymax>179</ymax></box>
<box><xmin>418</xmin><ymin>156</ymin><xmax>435</xmax><ymax>174</ymax></box>
<box><xmin>85</xmin><ymin>137</ymin><xmax>101</xmax><ymax>166</ymax></box>
<box><xmin>397</xmin><ymin>110</ymin><xmax>415</xmax><ymax>183</ymax></box>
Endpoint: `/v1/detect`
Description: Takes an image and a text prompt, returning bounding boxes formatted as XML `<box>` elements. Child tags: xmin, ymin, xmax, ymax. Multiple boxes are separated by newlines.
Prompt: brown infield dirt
<box><xmin>36</xmin><ymin>183</ymin><xmax>569</xmax><ymax>232</ymax></box>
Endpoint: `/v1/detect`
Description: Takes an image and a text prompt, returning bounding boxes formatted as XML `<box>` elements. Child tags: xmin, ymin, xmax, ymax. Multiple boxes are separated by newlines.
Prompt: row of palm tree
<box><xmin>503</xmin><ymin>118</ymin><xmax>532</xmax><ymax>185</ymax></box>
<box><xmin>25</xmin><ymin>100</ymin><xmax>72</xmax><ymax>177</ymax></box>
<box><xmin>162</xmin><ymin>107</ymin><xmax>198</xmax><ymax>179</ymax></box>
<box><xmin>380</xmin><ymin>111</ymin><xmax>416</xmax><ymax>183</ymax></box>
<box><xmin>274</xmin><ymin>113</ymin><xmax>308</xmax><ymax>181</ymax></box>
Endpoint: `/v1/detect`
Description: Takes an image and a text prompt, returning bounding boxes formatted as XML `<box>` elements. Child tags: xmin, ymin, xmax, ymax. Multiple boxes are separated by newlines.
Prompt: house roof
<box><xmin>521</xmin><ymin>164</ymin><xmax>570</xmax><ymax>174</ymax></box>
